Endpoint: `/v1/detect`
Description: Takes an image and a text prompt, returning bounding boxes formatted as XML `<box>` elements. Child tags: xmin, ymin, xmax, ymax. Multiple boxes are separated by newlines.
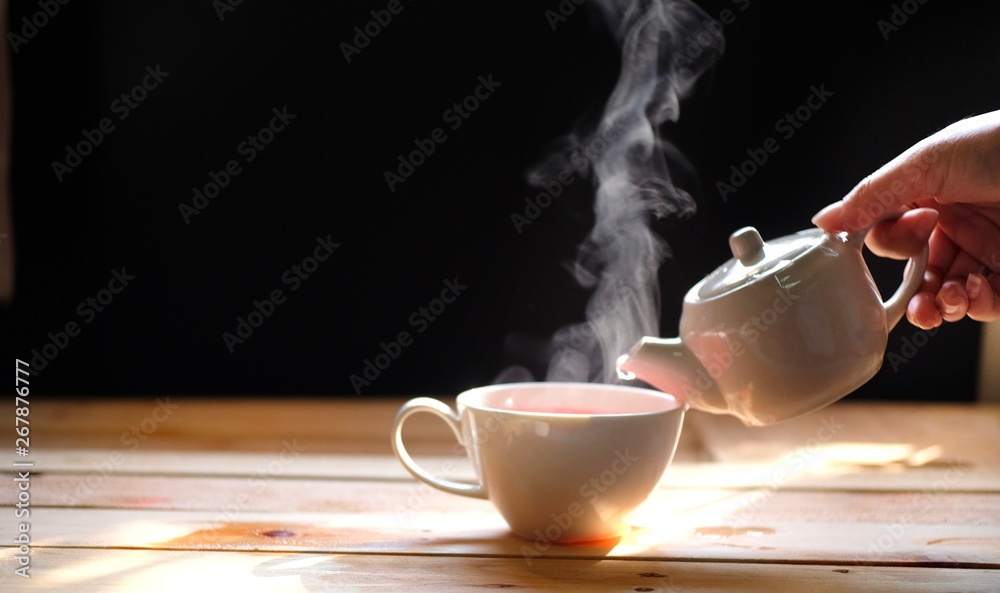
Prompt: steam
<box><xmin>532</xmin><ymin>0</ymin><xmax>724</xmax><ymax>384</ymax></box>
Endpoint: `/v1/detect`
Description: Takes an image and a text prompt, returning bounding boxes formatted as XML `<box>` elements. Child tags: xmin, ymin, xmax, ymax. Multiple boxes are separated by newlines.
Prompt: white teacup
<box><xmin>391</xmin><ymin>382</ymin><xmax>686</xmax><ymax>543</ymax></box>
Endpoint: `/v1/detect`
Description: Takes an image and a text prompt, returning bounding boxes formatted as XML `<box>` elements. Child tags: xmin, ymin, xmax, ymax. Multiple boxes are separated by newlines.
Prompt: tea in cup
<box><xmin>391</xmin><ymin>382</ymin><xmax>686</xmax><ymax>543</ymax></box>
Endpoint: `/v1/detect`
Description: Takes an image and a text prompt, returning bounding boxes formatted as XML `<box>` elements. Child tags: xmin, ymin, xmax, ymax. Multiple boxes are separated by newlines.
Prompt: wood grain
<box><xmin>0</xmin><ymin>399</ymin><xmax>996</xmax><ymax>591</ymax></box>
<box><xmin>2</xmin><ymin>548</ymin><xmax>997</xmax><ymax>593</ymax></box>
<box><xmin>6</xmin><ymin>497</ymin><xmax>998</xmax><ymax>566</ymax></box>
<box><xmin>14</xmin><ymin>398</ymin><xmax>998</xmax><ymax>461</ymax></box>
<box><xmin>7</xmin><ymin>448</ymin><xmax>995</xmax><ymax>491</ymax></box>
<box><xmin>2</xmin><ymin>473</ymin><xmax>995</xmax><ymax>523</ymax></box>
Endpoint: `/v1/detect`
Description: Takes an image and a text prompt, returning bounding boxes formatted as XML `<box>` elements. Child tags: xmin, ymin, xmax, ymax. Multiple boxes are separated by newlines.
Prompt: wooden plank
<box><xmin>0</xmin><ymin>548</ymin><xmax>997</xmax><ymax>592</ymax></box>
<box><xmin>8</xmin><ymin>396</ymin><xmax>709</xmax><ymax>459</ymax></box>
<box><xmin>687</xmin><ymin>402</ymin><xmax>1000</xmax><ymax>468</ymax></box>
<box><xmin>8</xmin><ymin>500</ymin><xmax>999</xmax><ymax>567</ymax></box>
<box><xmin>3</xmin><ymin>474</ymin><xmax>998</xmax><ymax>567</ymax></box>
<box><xmin>3</xmin><ymin>474</ymin><xmax>996</xmax><ymax>525</ymax></box>
<box><xmin>2</xmin><ymin>397</ymin><xmax>454</xmax><ymax>455</ymax></box>
<box><xmin>6</xmin><ymin>448</ymin><xmax>996</xmax><ymax>492</ymax></box>
<box><xmin>14</xmin><ymin>398</ymin><xmax>998</xmax><ymax>464</ymax></box>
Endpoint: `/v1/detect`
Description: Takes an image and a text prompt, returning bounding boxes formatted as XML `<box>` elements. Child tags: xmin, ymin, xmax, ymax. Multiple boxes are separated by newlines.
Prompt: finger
<box><xmin>906</xmin><ymin>291</ymin><xmax>943</xmax><ymax>329</ymax></box>
<box><xmin>811</xmin><ymin>188</ymin><xmax>903</xmax><ymax>234</ymax></box>
<box><xmin>921</xmin><ymin>265</ymin><xmax>944</xmax><ymax>297</ymax></box>
<box><xmin>812</xmin><ymin>147</ymin><xmax>940</xmax><ymax>233</ymax></box>
<box><xmin>930</xmin><ymin>249</ymin><xmax>989</xmax><ymax>284</ymax></box>
<box><xmin>865</xmin><ymin>208</ymin><xmax>938</xmax><ymax>259</ymax></box>
<box><xmin>814</xmin><ymin>111</ymin><xmax>1000</xmax><ymax>234</ymax></box>
<box><xmin>897</xmin><ymin>231</ymin><xmax>946</xmax><ymax>299</ymax></box>
<box><xmin>936</xmin><ymin>278</ymin><xmax>969</xmax><ymax>322</ymax></box>
<box><xmin>929</xmin><ymin>250</ymin><xmax>983</xmax><ymax>322</ymax></box>
<box><xmin>926</xmin><ymin>226</ymin><xmax>961</xmax><ymax>284</ymax></box>
<box><xmin>934</xmin><ymin>206</ymin><xmax>1000</xmax><ymax>275</ymax></box>
<box><xmin>966</xmin><ymin>272</ymin><xmax>1000</xmax><ymax>322</ymax></box>
<box><xmin>923</xmin><ymin>112</ymin><xmax>1000</xmax><ymax>206</ymax></box>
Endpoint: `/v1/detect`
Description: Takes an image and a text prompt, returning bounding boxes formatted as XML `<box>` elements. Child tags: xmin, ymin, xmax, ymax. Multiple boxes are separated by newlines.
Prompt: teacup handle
<box><xmin>849</xmin><ymin>227</ymin><xmax>929</xmax><ymax>330</ymax></box>
<box><xmin>391</xmin><ymin>397</ymin><xmax>487</xmax><ymax>499</ymax></box>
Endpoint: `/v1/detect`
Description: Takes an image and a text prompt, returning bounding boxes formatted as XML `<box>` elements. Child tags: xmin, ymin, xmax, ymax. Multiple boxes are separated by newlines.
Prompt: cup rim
<box><xmin>455</xmin><ymin>381</ymin><xmax>686</xmax><ymax>417</ymax></box>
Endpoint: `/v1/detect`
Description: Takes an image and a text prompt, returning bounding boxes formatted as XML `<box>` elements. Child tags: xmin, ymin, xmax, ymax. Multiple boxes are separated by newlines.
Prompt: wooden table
<box><xmin>2</xmin><ymin>397</ymin><xmax>998</xmax><ymax>591</ymax></box>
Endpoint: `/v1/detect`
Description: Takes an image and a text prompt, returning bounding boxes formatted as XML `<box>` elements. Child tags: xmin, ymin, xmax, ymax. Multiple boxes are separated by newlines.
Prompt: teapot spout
<box><xmin>616</xmin><ymin>337</ymin><xmax>726</xmax><ymax>414</ymax></box>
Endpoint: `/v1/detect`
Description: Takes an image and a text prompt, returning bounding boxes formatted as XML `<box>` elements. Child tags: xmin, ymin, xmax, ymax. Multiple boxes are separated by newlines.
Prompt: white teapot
<box><xmin>616</xmin><ymin>225</ymin><xmax>928</xmax><ymax>426</ymax></box>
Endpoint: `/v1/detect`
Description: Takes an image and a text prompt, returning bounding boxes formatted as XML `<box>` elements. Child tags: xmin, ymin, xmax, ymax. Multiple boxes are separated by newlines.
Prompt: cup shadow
<box><xmin>250</xmin><ymin>528</ymin><xmax>633</xmax><ymax>592</ymax></box>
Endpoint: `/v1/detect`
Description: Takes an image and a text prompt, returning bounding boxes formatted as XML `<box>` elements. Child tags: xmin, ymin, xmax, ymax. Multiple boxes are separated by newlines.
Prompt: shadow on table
<box><xmin>249</xmin><ymin>532</ymin><xmax>625</xmax><ymax>590</ymax></box>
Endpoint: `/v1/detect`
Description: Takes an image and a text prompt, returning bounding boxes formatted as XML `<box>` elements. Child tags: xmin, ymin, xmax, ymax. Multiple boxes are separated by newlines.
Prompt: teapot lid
<box><xmin>694</xmin><ymin>227</ymin><xmax>826</xmax><ymax>301</ymax></box>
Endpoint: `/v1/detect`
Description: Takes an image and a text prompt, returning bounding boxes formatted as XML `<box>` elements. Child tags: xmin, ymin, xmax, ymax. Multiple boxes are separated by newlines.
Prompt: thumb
<box><xmin>814</xmin><ymin>141</ymin><xmax>944</xmax><ymax>232</ymax></box>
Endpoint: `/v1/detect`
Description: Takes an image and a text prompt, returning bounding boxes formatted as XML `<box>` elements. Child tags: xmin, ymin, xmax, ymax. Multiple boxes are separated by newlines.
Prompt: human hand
<box><xmin>812</xmin><ymin>110</ymin><xmax>1000</xmax><ymax>329</ymax></box>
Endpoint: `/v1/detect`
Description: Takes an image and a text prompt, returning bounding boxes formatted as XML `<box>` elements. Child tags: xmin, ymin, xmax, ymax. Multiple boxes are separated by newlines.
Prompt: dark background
<box><xmin>3</xmin><ymin>0</ymin><xmax>998</xmax><ymax>399</ymax></box>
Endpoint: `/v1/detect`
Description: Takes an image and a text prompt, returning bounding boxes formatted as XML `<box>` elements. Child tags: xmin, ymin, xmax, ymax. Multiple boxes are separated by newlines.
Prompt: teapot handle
<box><xmin>848</xmin><ymin>227</ymin><xmax>929</xmax><ymax>330</ymax></box>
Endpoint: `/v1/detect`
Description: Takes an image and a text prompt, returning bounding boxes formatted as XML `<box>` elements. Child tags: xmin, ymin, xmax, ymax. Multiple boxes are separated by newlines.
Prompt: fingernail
<box><xmin>940</xmin><ymin>289</ymin><xmax>963</xmax><ymax>315</ymax></box>
<box><xmin>811</xmin><ymin>203</ymin><xmax>840</xmax><ymax>227</ymax></box>
<box><xmin>968</xmin><ymin>273</ymin><xmax>983</xmax><ymax>299</ymax></box>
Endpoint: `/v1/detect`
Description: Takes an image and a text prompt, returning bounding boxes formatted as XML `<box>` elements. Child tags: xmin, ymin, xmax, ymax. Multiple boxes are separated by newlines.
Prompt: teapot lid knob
<box><xmin>694</xmin><ymin>226</ymin><xmax>825</xmax><ymax>301</ymax></box>
<box><xmin>729</xmin><ymin>227</ymin><xmax>765</xmax><ymax>265</ymax></box>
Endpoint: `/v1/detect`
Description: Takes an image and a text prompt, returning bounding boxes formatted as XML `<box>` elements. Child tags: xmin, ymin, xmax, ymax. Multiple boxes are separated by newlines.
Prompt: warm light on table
<box><xmin>1</xmin><ymin>398</ymin><xmax>998</xmax><ymax>591</ymax></box>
